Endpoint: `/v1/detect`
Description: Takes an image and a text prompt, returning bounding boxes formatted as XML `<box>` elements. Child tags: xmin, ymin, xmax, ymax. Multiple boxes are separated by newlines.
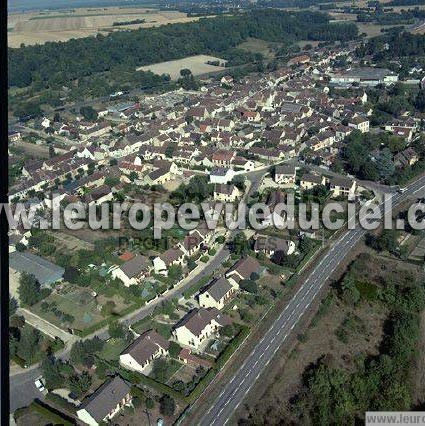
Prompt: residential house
<box><xmin>209</xmin><ymin>167</ymin><xmax>235</xmax><ymax>184</ymax></box>
<box><xmin>199</xmin><ymin>277</ymin><xmax>237</xmax><ymax>310</ymax></box>
<box><xmin>86</xmin><ymin>185</ymin><xmax>113</xmax><ymax>206</ymax></box>
<box><xmin>275</xmin><ymin>164</ymin><xmax>296</xmax><ymax>185</ymax></box>
<box><xmin>76</xmin><ymin>376</ymin><xmax>132</xmax><ymax>426</ymax></box>
<box><xmin>394</xmin><ymin>147</ymin><xmax>419</xmax><ymax>168</ymax></box>
<box><xmin>212</xmin><ymin>150</ymin><xmax>236</xmax><ymax>167</ymax></box>
<box><xmin>348</xmin><ymin>116</ymin><xmax>369</xmax><ymax>133</ymax></box>
<box><xmin>254</xmin><ymin>234</ymin><xmax>296</xmax><ymax>263</ymax></box>
<box><xmin>225</xmin><ymin>256</ymin><xmax>262</xmax><ymax>287</ymax></box>
<box><xmin>391</xmin><ymin>127</ymin><xmax>414</xmax><ymax>143</ymax></box>
<box><xmin>119</xmin><ymin>330</ymin><xmax>170</xmax><ymax>373</ymax></box>
<box><xmin>300</xmin><ymin>173</ymin><xmax>326</xmax><ymax>191</ymax></box>
<box><xmin>178</xmin><ymin>232</ymin><xmax>204</xmax><ymax>257</ymax></box>
<box><xmin>233</xmin><ymin>157</ymin><xmax>256</xmax><ymax>172</ymax></box>
<box><xmin>213</xmin><ymin>184</ymin><xmax>240</xmax><ymax>202</ymax></box>
<box><xmin>173</xmin><ymin>307</ymin><xmax>232</xmax><ymax>349</ymax></box>
<box><xmin>111</xmin><ymin>255</ymin><xmax>151</xmax><ymax>287</ymax></box>
<box><xmin>329</xmin><ymin>176</ymin><xmax>357</xmax><ymax>198</ymax></box>
<box><xmin>153</xmin><ymin>248</ymin><xmax>185</xmax><ymax>276</ymax></box>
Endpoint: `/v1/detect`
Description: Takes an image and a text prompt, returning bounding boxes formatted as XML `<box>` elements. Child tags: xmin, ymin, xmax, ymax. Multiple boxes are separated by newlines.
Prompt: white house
<box><xmin>213</xmin><ymin>184</ymin><xmax>240</xmax><ymax>203</ymax></box>
<box><xmin>348</xmin><ymin>116</ymin><xmax>369</xmax><ymax>133</ymax></box>
<box><xmin>275</xmin><ymin>164</ymin><xmax>296</xmax><ymax>185</ymax></box>
<box><xmin>119</xmin><ymin>330</ymin><xmax>170</xmax><ymax>373</ymax></box>
<box><xmin>152</xmin><ymin>247</ymin><xmax>185</xmax><ymax>276</ymax></box>
<box><xmin>173</xmin><ymin>308</ymin><xmax>232</xmax><ymax>349</ymax></box>
<box><xmin>199</xmin><ymin>277</ymin><xmax>237</xmax><ymax>310</ymax></box>
<box><xmin>209</xmin><ymin>167</ymin><xmax>235</xmax><ymax>184</ymax></box>
<box><xmin>76</xmin><ymin>376</ymin><xmax>132</xmax><ymax>426</ymax></box>
<box><xmin>329</xmin><ymin>176</ymin><xmax>357</xmax><ymax>199</ymax></box>
<box><xmin>111</xmin><ymin>255</ymin><xmax>151</xmax><ymax>287</ymax></box>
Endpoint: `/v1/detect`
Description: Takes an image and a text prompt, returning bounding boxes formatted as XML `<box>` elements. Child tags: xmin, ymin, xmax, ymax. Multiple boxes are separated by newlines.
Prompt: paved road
<box><xmin>9</xmin><ymin>170</ymin><xmax>266</xmax><ymax>412</ymax></box>
<box><xmin>200</xmin><ymin>174</ymin><xmax>425</xmax><ymax>426</ymax></box>
<box><xmin>18</xmin><ymin>309</ymin><xmax>76</xmax><ymax>344</ymax></box>
<box><xmin>9</xmin><ymin>244</ymin><xmax>233</xmax><ymax>411</ymax></box>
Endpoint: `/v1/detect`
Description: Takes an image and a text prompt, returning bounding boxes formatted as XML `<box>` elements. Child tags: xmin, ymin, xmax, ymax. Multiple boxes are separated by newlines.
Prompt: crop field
<box><xmin>8</xmin><ymin>7</ymin><xmax>211</xmax><ymax>47</ymax></box>
<box><xmin>137</xmin><ymin>55</ymin><xmax>226</xmax><ymax>80</ymax></box>
<box><xmin>137</xmin><ymin>54</ymin><xmax>228</xmax><ymax>80</ymax></box>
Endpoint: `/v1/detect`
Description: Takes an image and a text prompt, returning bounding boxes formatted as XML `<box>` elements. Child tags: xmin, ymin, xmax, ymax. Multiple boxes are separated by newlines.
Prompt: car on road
<box><xmin>398</xmin><ymin>187</ymin><xmax>408</xmax><ymax>194</ymax></box>
<box><xmin>34</xmin><ymin>377</ymin><xmax>45</xmax><ymax>392</ymax></box>
<box><xmin>110</xmin><ymin>91</ymin><xmax>124</xmax><ymax>98</ymax></box>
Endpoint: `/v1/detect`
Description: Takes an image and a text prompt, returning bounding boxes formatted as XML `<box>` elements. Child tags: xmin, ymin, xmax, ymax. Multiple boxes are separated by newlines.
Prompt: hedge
<box><xmin>29</xmin><ymin>400</ymin><xmax>75</xmax><ymax>426</ymax></box>
<box><xmin>45</xmin><ymin>393</ymin><xmax>77</xmax><ymax>415</ymax></box>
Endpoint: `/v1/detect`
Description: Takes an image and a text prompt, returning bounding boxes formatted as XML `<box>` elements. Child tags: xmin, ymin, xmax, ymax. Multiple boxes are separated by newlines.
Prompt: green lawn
<box><xmin>150</xmin><ymin>358</ymin><xmax>182</xmax><ymax>383</ymax></box>
<box><xmin>183</xmin><ymin>274</ymin><xmax>213</xmax><ymax>299</ymax></box>
<box><xmin>99</xmin><ymin>338</ymin><xmax>129</xmax><ymax>361</ymax></box>
<box><xmin>31</xmin><ymin>285</ymin><xmax>136</xmax><ymax>333</ymax></box>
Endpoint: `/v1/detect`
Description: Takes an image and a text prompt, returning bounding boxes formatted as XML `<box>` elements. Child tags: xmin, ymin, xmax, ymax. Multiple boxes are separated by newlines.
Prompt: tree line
<box><xmin>8</xmin><ymin>10</ymin><xmax>358</xmax><ymax>89</ymax></box>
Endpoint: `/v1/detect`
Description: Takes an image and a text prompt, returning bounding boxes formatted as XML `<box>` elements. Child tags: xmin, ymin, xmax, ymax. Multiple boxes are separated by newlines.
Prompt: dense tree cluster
<box><xmin>170</xmin><ymin>175</ymin><xmax>214</xmax><ymax>204</ymax></box>
<box><xmin>340</xmin><ymin>131</ymin><xmax>423</xmax><ymax>184</ymax></box>
<box><xmin>291</xmin><ymin>255</ymin><xmax>425</xmax><ymax>424</ymax></box>
<box><xmin>8</xmin><ymin>10</ymin><xmax>358</xmax><ymax>89</ymax></box>
<box><xmin>18</xmin><ymin>273</ymin><xmax>51</xmax><ymax>306</ymax></box>
<box><xmin>357</xmin><ymin>31</ymin><xmax>425</xmax><ymax>60</ymax></box>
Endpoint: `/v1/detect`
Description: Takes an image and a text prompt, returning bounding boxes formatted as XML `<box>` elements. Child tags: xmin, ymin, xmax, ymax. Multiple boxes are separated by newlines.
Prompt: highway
<box><xmin>200</xmin><ymin>174</ymin><xmax>425</xmax><ymax>426</ymax></box>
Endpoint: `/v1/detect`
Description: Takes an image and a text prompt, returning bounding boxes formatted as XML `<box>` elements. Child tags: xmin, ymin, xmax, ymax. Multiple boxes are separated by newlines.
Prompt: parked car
<box><xmin>34</xmin><ymin>377</ymin><xmax>45</xmax><ymax>392</ymax></box>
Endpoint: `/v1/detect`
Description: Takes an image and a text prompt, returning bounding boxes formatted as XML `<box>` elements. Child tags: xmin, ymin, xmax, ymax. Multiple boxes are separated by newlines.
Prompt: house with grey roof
<box><xmin>9</xmin><ymin>252</ymin><xmax>64</xmax><ymax>287</ymax></box>
<box><xmin>153</xmin><ymin>247</ymin><xmax>185</xmax><ymax>276</ymax></box>
<box><xmin>209</xmin><ymin>167</ymin><xmax>235</xmax><ymax>184</ymax></box>
<box><xmin>254</xmin><ymin>234</ymin><xmax>296</xmax><ymax>263</ymax></box>
<box><xmin>120</xmin><ymin>330</ymin><xmax>170</xmax><ymax>374</ymax></box>
<box><xmin>225</xmin><ymin>256</ymin><xmax>263</xmax><ymax>287</ymax></box>
<box><xmin>199</xmin><ymin>277</ymin><xmax>236</xmax><ymax>310</ymax></box>
<box><xmin>173</xmin><ymin>307</ymin><xmax>232</xmax><ymax>349</ymax></box>
<box><xmin>300</xmin><ymin>173</ymin><xmax>326</xmax><ymax>191</ymax></box>
<box><xmin>76</xmin><ymin>376</ymin><xmax>132</xmax><ymax>426</ymax></box>
<box><xmin>213</xmin><ymin>184</ymin><xmax>240</xmax><ymax>202</ymax></box>
<box><xmin>275</xmin><ymin>164</ymin><xmax>296</xmax><ymax>185</ymax></box>
<box><xmin>111</xmin><ymin>255</ymin><xmax>152</xmax><ymax>287</ymax></box>
<box><xmin>329</xmin><ymin>176</ymin><xmax>357</xmax><ymax>199</ymax></box>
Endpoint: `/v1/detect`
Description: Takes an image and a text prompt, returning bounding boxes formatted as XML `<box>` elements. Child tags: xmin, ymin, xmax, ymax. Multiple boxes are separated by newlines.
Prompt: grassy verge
<box><xmin>183</xmin><ymin>275</ymin><xmax>213</xmax><ymax>299</ymax></box>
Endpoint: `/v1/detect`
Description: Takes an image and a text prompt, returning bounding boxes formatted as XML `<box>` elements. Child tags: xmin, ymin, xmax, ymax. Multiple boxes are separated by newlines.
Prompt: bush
<box><xmin>169</xmin><ymin>341</ymin><xmax>182</xmax><ymax>358</ymax></box>
<box><xmin>159</xmin><ymin>394</ymin><xmax>176</xmax><ymax>416</ymax></box>
<box><xmin>240</xmin><ymin>279</ymin><xmax>258</xmax><ymax>294</ymax></box>
<box><xmin>146</xmin><ymin>397</ymin><xmax>155</xmax><ymax>409</ymax></box>
<box><xmin>215</xmin><ymin>235</ymin><xmax>225</xmax><ymax>244</ymax></box>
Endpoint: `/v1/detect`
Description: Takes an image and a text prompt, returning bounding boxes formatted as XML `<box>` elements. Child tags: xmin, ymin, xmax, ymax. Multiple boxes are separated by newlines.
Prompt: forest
<box><xmin>292</xmin><ymin>253</ymin><xmax>425</xmax><ymax>423</ymax></box>
<box><xmin>357</xmin><ymin>31</ymin><xmax>425</xmax><ymax>59</ymax></box>
<box><xmin>8</xmin><ymin>10</ymin><xmax>358</xmax><ymax>89</ymax></box>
